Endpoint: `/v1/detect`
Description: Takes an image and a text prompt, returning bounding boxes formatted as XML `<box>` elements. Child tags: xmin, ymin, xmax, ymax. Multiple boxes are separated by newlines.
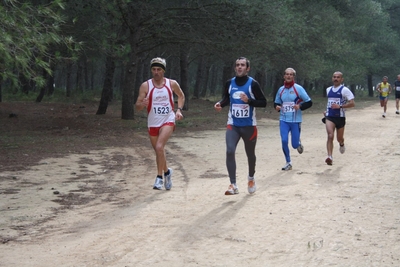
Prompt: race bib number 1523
<box><xmin>152</xmin><ymin>106</ymin><xmax>170</xmax><ymax>115</ymax></box>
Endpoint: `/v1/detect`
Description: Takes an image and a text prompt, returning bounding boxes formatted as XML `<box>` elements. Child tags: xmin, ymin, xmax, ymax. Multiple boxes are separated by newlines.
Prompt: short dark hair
<box><xmin>236</xmin><ymin>57</ymin><xmax>250</xmax><ymax>68</ymax></box>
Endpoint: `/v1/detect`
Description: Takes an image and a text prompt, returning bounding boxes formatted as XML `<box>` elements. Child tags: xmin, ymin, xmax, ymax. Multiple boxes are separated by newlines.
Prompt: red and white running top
<box><xmin>146</xmin><ymin>78</ymin><xmax>175</xmax><ymax>127</ymax></box>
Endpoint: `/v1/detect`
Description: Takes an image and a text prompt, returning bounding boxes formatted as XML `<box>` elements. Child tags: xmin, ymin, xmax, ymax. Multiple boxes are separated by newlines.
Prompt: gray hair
<box><xmin>150</xmin><ymin>57</ymin><xmax>166</xmax><ymax>71</ymax></box>
<box><xmin>285</xmin><ymin>68</ymin><xmax>296</xmax><ymax>76</ymax></box>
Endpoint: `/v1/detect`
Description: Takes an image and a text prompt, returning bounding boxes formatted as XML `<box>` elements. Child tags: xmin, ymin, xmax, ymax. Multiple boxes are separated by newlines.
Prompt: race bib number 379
<box><xmin>282</xmin><ymin>102</ymin><xmax>295</xmax><ymax>113</ymax></box>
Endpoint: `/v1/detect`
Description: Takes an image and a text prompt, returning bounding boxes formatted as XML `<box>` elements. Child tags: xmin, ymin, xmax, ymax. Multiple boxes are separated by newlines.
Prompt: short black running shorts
<box><xmin>326</xmin><ymin>116</ymin><xmax>346</xmax><ymax>129</ymax></box>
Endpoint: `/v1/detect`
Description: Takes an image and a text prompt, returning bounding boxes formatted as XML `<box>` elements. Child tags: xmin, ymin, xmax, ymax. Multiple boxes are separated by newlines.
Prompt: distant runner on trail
<box><xmin>214</xmin><ymin>57</ymin><xmax>267</xmax><ymax>195</ymax></box>
<box><xmin>376</xmin><ymin>76</ymin><xmax>392</xmax><ymax>118</ymax></box>
<box><xmin>393</xmin><ymin>74</ymin><xmax>400</xmax><ymax>115</ymax></box>
<box><xmin>323</xmin><ymin>71</ymin><xmax>355</xmax><ymax>166</ymax></box>
<box><xmin>135</xmin><ymin>57</ymin><xmax>185</xmax><ymax>191</ymax></box>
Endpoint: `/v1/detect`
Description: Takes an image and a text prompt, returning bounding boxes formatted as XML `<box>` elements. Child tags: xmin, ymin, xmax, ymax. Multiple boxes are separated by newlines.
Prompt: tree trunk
<box><xmin>76</xmin><ymin>59</ymin><xmax>83</xmax><ymax>93</ymax></box>
<box><xmin>36</xmin><ymin>87</ymin><xmax>46</xmax><ymax>102</ymax></box>
<box><xmin>133</xmin><ymin>57</ymin><xmax>145</xmax><ymax>103</ymax></box>
<box><xmin>272</xmin><ymin>71</ymin><xmax>283</xmax><ymax>101</ymax></box>
<box><xmin>322</xmin><ymin>83</ymin><xmax>328</xmax><ymax>97</ymax></box>
<box><xmin>66</xmin><ymin>61</ymin><xmax>73</xmax><ymax>97</ymax></box>
<box><xmin>118</xmin><ymin>63</ymin><xmax>124</xmax><ymax>94</ymax></box>
<box><xmin>200</xmin><ymin>61</ymin><xmax>211</xmax><ymax>98</ymax></box>
<box><xmin>91</xmin><ymin>60</ymin><xmax>95</xmax><ymax>91</ymax></box>
<box><xmin>193</xmin><ymin>56</ymin><xmax>205</xmax><ymax>99</ymax></box>
<box><xmin>303</xmin><ymin>79</ymin><xmax>310</xmax><ymax>91</ymax></box>
<box><xmin>84</xmin><ymin>56</ymin><xmax>89</xmax><ymax>91</ymax></box>
<box><xmin>121</xmin><ymin>33</ymin><xmax>139</xmax><ymax>120</ymax></box>
<box><xmin>222</xmin><ymin>63</ymin><xmax>232</xmax><ymax>95</ymax></box>
<box><xmin>314</xmin><ymin>80</ymin><xmax>319</xmax><ymax>94</ymax></box>
<box><xmin>47</xmin><ymin>71</ymin><xmax>55</xmax><ymax>96</ymax></box>
<box><xmin>19</xmin><ymin>73</ymin><xmax>30</xmax><ymax>94</ymax></box>
<box><xmin>0</xmin><ymin>75</ymin><xmax>2</xmax><ymax>102</ymax></box>
<box><xmin>37</xmin><ymin>63</ymin><xmax>55</xmax><ymax>102</ymax></box>
<box><xmin>367</xmin><ymin>74</ymin><xmax>374</xmax><ymax>97</ymax></box>
<box><xmin>36</xmin><ymin>68</ymin><xmax>48</xmax><ymax>102</ymax></box>
<box><xmin>96</xmin><ymin>56</ymin><xmax>115</xmax><ymax>115</ymax></box>
<box><xmin>121</xmin><ymin>57</ymin><xmax>136</xmax><ymax>119</ymax></box>
<box><xmin>120</xmin><ymin>16</ymin><xmax>141</xmax><ymax>120</ymax></box>
<box><xmin>179</xmin><ymin>48</ymin><xmax>189</xmax><ymax>110</ymax></box>
<box><xmin>266</xmin><ymin>70</ymin><xmax>274</xmax><ymax>95</ymax></box>
<box><xmin>255</xmin><ymin>70</ymin><xmax>266</xmax><ymax>94</ymax></box>
<box><xmin>210</xmin><ymin>65</ymin><xmax>220</xmax><ymax>96</ymax></box>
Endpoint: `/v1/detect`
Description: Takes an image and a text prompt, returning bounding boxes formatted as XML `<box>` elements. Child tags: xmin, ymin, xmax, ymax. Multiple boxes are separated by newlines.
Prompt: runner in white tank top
<box><xmin>146</xmin><ymin>78</ymin><xmax>176</xmax><ymax>127</ymax></box>
<box><xmin>324</xmin><ymin>71</ymin><xmax>355</xmax><ymax>166</ymax></box>
<box><xmin>135</xmin><ymin>57</ymin><xmax>185</xmax><ymax>191</ymax></box>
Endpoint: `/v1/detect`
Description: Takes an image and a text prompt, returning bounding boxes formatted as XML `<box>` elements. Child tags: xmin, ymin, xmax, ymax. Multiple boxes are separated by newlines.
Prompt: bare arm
<box><xmin>135</xmin><ymin>82</ymin><xmax>149</xmax><ymax>111</ymax></box>
<box><xmin>171</xmin><ymin>80</ymin><xmax>185</xmax><ymax>120</ymax></box>
<box><xmin>344</xmin><ymin>99</ymin><xmax>355</xmax><ymax>108</ymax></box>
<box><xmin>331</xmin><ymin>99</ymin><xmax>355</xmax><ymax>109</ymax></box>
<box><xmin>376</xmin><ymin>83</ymin><xmax>382</xmax><ymax>93</ymax></box>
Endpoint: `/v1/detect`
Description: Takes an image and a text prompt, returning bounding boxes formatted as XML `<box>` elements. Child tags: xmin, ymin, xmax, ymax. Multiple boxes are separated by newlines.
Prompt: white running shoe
<box><xmin>248</xmin><ymin>177</ymin><xmax>256</xmax><ymax>194</ymax></box>
<box><xmin>153</xmin><ymin>177</ymin><xmax>163</xmax><ymax>190</ymax></box>
<box><xmin>382</xmin><ymin>113</ymin><xmax>386</xmax><ymax>118</ymax></box>
<box><xmin>225</xmin><ymin>184</ymin><xmax>239</xmax><ymax>195</ymax></box>
<box><xmin>339</xmin><ymin>144</ymin><xmax>345</xmax><ymax>154</ymax></box>
<box><xmin>281</xmin><ymin>162</ymin><xmax>292</xmax><ymax>171</ymax></box>
<box><xmin>396</xmin><ymin>110</ymin><xmax>399</xmax><ymax>115</ymax></box>
<box><xmin>164</xmin><ymin>168</ymin><xmax>173</xmax><ymax>190</ymax></box>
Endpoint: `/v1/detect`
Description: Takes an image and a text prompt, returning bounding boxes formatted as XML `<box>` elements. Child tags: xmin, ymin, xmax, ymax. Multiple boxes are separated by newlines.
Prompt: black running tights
<box><xmin>225</xmin><ymin>125</ymin><xmax>257</xmax><ymax>185</ymax></box>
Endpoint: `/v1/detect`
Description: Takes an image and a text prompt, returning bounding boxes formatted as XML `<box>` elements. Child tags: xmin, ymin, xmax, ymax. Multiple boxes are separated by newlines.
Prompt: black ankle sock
<box><xmin>164</xmin><ymin>170</ymin><xmax>170</xmax><ymax>176</ymax></box>
<box><xmin>157</xmin><ymin>175</ymin><xmax>163</xmax><ymax>179</ymax></box>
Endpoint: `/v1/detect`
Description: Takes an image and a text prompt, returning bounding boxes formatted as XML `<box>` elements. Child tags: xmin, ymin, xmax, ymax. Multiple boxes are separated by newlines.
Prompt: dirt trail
<box><xmin>1</xmin><ymin>103</ymin><xmax>399</xmax><ymax>267</ymax></box>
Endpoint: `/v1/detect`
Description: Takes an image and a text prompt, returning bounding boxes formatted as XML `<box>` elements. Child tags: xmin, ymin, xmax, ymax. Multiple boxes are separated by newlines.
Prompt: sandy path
<box><xmin>1</xmin><ymin>102</ymin><xmax>399</xmax><ymax>266</ymax></box>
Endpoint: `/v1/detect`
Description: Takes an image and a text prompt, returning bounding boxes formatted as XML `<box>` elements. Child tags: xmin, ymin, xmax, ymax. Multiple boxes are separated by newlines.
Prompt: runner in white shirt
<box><xmin>323</xmin><ymin>71</ymin><xmax>355</xmax><ymax>166</ymax></box>
<box><xmin>135</xmin><ymin>57</ymin><xmax>185</xmax><ymax>190</ymax></box>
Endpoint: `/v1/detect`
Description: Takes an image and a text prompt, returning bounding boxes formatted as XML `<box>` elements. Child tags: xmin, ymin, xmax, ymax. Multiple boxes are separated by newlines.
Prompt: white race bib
<box><xmin>232</xmin><ymin>104</ymin><xmax>250</xmax><ymax>118</ymax></box>
<box><xmin>282</xmin><ymin>102</ymin><xmax>295</xmax><ymax>113</ymax></box>
<box><xmin>152</xmin><ymin>103</ymin><xmax>171</xmax><ymax>116</ymax></box>
<box><xmin>327</xmin><ymin>97</ymin><xmax>341</xmax><ymax>108</ymax></box>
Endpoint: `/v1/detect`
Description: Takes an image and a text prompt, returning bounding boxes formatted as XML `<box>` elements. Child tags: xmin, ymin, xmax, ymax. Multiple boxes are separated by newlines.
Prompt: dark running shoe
<box><xmin>325</xmin><ymin>157</ymin><xmax>333</xmax><ymax>166</ymax></box>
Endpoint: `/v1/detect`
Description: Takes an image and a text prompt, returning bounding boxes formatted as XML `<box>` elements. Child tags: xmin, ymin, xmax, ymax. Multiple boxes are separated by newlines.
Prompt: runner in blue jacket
<box><xmin>274</xmin><ymin>68</ymin><xmax>312</xmax><ymax>171</ymax></box>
